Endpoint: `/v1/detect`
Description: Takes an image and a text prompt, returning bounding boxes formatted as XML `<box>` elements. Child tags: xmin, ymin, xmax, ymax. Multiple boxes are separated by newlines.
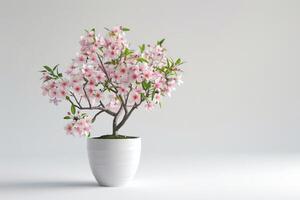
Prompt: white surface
<box><xmin>87</xmin><ymin>138</ymin><xmax>141</xmax><ymax>186</ymax></box>
<box><xmin>1</xmin><ymin>154</ymin><xmax>300</xmax><ymax>200</ymax></box>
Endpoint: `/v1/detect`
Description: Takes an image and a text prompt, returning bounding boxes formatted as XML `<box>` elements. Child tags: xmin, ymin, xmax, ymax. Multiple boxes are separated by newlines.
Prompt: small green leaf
<box><xmin>122</xmin><ymin>27</ymin><xmax>130</xmax><ymax>32</ymax></box>
<box><xmin>142</xmin><ymin>80</ymin><xmax>151</xmax><ymax>90</ymax></box>
<box><xmin>140</xmin><ymin>93</ymin><xmax>145</xmax><ymax>100</ymax></box>
<box><xmin>123</xmin><ymin>48</ymin><xmax>133</xmax><ymax>56</ymax></box>
<box><xmin>66</xmin><ymin>96</ymin><xmax>70</xmax><ymax>100</ymax></box>
<box><xmin>53</xmin><ymin>64</ymin><xmax>58</xmax><ymax>72</ymax></box>
<box><xmin>175</xmin><ymin>58</ymin><xmax>182</xmax><ymax>65</ymax></box>
<box><xmin>43</xmin><ymin>65</ymin><xmax>53</xmax><ymax>73</ymax></box>
<box><xmin>157</xmin><ymin>38</ymin><xmax>165</xmax><ymax>46</ymax></box>
<box><xmin>139</xmin><ymin>44</ymin><xmax>145</xmax><ymax>53</ymax></box>
<box><xmin>151</xmin><ymin>89</ymin><xmax>156</xmax><ymax>100</ymax></box>
<box><xmin>71</xmin><ymin>104</ymin><xmax>76</xmax><ymax>115</ymax></box>
<box><xmin>137</xmin><ymin>57</ymin><xmax>148</xmax><ymax>63</ymax></box>
<box><xmin>64</xmin><ymin>116</ymin><xmax>71</xmax><ymax>119</ymax></box>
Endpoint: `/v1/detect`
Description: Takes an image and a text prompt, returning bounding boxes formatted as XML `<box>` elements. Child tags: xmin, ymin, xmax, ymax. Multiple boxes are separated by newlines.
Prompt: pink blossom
<box><xmin>49</xmin><ymin>97</ymin><xmax>61</xmax><ymax>105</ymax></box>
<box><xmin>58</xmin><ymin>88</ymin><xmax>67</xmax><ymax>98</ymax></box>
<box><xmin>73</xmin><ymin>84</ymin><xmax>82</xmax><ymax>94</ymax></box>
<box><xmin>41</xmin><ymin>85</ymin><xmax>49</xmax><ymax>96</ymax></box>
<box><xmin>49</xmin><ymin>89</ymin><xmax>58</xmax><ymax>98</ymax></box>
<box><xmin>145</xmin><ymin>102</ymin><xmax>154</xmax><ymax>110</ymax></box>
<box><xmin>131</xmin><ymin>92</ymin><xmax>140</xmax><ymax>104</ymax></box>
<box><xmin>94</xmin><ymin>90</ymin><xmax>102</xmax><ymax>101</ymax></box>
<box><xmin>118</xmin><ymin>86</ymin><xmax>128</xmax><ymax>95</ymax></box>
<box><xmin>60</xmin><ymin>80</ymin><xmax>69</xmax><ymax>88</ymax></box>
<box><xmin>64</xmin><ymin>123</ymin><xmax>73</xmax><ymax>135</ymax></box>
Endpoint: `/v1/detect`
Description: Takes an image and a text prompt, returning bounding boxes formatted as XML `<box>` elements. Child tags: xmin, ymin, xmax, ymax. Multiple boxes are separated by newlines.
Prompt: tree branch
<box><xmin>83</xmin><ymin>80</ymin><xmax>92</xmax><ymax>108</ymax></box>
<box><xmin>92</xmin><ymin>110</ymin><xmax>104</xmax><ymax>123</ymax></box>
<box><xmin>115</xmin><ymin>99</ymin><xmax>144</xmax><ymax>132</ymax></box>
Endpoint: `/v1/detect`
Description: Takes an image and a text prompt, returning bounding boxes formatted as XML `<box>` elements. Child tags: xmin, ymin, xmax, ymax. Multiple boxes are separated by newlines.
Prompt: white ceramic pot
<box><xmin>87</xmin><ymin>137</ymin><xmax>141</xmax><ymax>187</ymax></box>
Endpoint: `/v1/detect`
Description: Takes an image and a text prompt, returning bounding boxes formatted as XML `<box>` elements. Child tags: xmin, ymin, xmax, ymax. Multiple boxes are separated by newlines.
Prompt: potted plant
<box><xmin>40</xmin><ymin>26</ymin><xmax>184</xmax><ymax>186</ymax></box>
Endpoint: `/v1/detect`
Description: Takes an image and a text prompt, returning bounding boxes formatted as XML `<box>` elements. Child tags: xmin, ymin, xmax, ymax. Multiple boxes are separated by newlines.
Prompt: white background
<box><xmin>1</xmin><ymin>0</ymin><xmax>300</xmax><ymax>199</ymax></box>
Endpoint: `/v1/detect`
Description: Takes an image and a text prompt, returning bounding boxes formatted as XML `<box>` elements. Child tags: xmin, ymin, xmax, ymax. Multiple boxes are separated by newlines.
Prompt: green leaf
<box><xmin>43</xmin><ymin>65</ymin><xmax>53</xmax><ymax>73</ymax></box>
<box><xmin>66</xmin><ymin>96</ymin><xmax>70</xmax><ymax>100</ymax></box>
<box><xmin>140</xmin><ymin>93</ymin><xmax>145</xmax><ymax>100</ymax></box>
<box><xmin>122</xmin><ymin>27</ymin><xmax>130</xmax><ymax>32</ymax></box>
<box><xmin>139</xmin><ymin>44</ymin><xmax>145</xmax><ymax>53</ymax></box>
<box><xmin>137</xmin><ymin>57</ymin><xmax>148</xmax><ymax>63</ymax></box>
<box><xmin>53</xmin><ymin>64</ymin><xmax>58</xmax><ymax>72</ymax></box>
<box><xmin>157</xmin><ymin>38</ymin><xmax>165</xmax><ymax>46</ymax></box>
<box><xmin>64</xmin><ymin>116</ymin><xmax>71</xmax><ymax>119</ymax></box>
<box><xmin>123</xmin><ymin>48</ymin><xmax>133</xmax><ymax>56</ymax></box>
<box><xmin>175</xmin><ymin>58</ymin><xmax>182</xmax><ymax>65</ymax></box>
<box><xmin>167</xmin><ymin>59</ymin><xmax>170</xmax><ymax>67</ymax></box>
<box><xmin>142</xmin><ymin>80</ymin><xmax>151</xmax><ymax>90</ymax></box>
<box><xmin>71</xmin><ymin>104</ymin><xmax>76</xmax><ymax>115</ymax></box>
<box><xmin>151</xmin><ymin>89</ymin><xmax>156</xmax><ymax>100</ymax></box>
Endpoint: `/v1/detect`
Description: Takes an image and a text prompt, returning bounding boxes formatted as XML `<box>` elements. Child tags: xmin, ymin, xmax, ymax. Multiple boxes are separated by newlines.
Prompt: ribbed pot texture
<box><xmin>87</xmin><ymin>137</ymin><xmax>141</xmax><ymax>187</ymax></box>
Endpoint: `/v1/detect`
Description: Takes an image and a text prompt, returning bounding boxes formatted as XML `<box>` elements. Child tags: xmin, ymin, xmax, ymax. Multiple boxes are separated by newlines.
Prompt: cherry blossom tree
<box><xmin>40</xmin><ymin>26</ymin><xmax>183</xmax><ymax>138</ymax></box>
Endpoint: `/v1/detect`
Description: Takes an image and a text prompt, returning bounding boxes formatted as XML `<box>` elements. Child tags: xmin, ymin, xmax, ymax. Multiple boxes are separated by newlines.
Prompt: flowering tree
<box><xmin>40</xmin><ymin>26</ymin><xmax>183</xmax><ymax>138</ymax></box>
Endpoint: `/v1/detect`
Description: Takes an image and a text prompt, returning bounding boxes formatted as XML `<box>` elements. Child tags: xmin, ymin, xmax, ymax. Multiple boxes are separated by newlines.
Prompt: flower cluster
<box><xmin>40</xmin><ymin>26</ymin><xmax>183</xmax><ymax>136</ymax></box>
<box><xmin>64</xmin><ymin>109</ymin><xmax>92</xmax><ymax>136</ymax></box>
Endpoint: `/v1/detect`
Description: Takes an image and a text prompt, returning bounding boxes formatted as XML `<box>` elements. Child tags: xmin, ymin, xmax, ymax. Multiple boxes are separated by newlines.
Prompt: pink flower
<box><xmin>58</xmin><ymin>88</ymin><xmax>67</xmax><ymax>98</ymax></box>
<box><xmin>95</xmin><ymin>72</ymin><xmax>105</xmax><ymax>82</ymax></box>
<box><xmin>94</xmin><ymin>90</ymin><xmax>102</xmax><ymax>101</ymax></box>
<box><xmin>88</xmin><ymin>78</ymin><xmax>96</xmax><ymax>87</ymax></box>
<box><xmin>120</xmin><ymin>67</ymin><xmax>127</xmax><ymax>74</ymax></box>
<box><xmin>73</xmin><ymin>84</ymin><xmax>82</xmax><ymax>94</ymax></box>
<box><xmin>118</xmin><ymin>86</ymin><xmax>128</xmax><ymax>95</ymax></box>
<box><xmin>145</xmin><ymin>102</ymin><xmax>154</xmax><ymax>110</ymax></box>
<box><xmin>49</xmin><ymin>89</ymin><xmax>58</xmax><ymax>98</ymax></box>
<box><xmin>49</xmin><ymin>97</ymin><xmax>61</xmax><ymax>105</ymax></box>
<box><xmin>77</xmin><ymin>54</ymin><xmax>86</xmax><ymax>63</ymax></box>
<box><xmin>64</xmin><ymin>123</ymin><xmax>73</xmax><ymax>135</ymax></box>
<box><xmin>60</xmin><ymin>80</ymin><xmax>69</xmax><ymax>88</ymax></box>
<box><xmin>41</xmin><ymin>85</ymin><xmax>49</xmax><ymax>96</ymax></box>
<box><xmin>131</xmin><ymin>92</ymin><xmax>140</xmax><ymax>103</ymax></box>
<box><xmin>131</xmin><ymin>72</ymin><xmax>139</xmax><ymax>82</ymax></box>
<box><xmin>143</xmin><ymin>70</ymin><xmax>152</xmax><ymax>80</ymax></box>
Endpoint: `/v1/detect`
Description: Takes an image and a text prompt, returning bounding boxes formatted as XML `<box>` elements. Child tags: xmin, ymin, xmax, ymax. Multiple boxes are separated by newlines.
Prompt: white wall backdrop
<box><xmin>1</xmin><ymin>0</ymin><xmax>300</xmax><ymax>158</ymax></box>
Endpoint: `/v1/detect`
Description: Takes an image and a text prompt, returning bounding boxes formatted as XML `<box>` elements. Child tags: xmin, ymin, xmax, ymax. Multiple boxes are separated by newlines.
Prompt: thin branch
<box><xmin>92</xmin><ymin>110</ymin><xmax>104</xmax><ymax>123</ymax></box>
<box><xmin>70</xmin><ymin>91</ymin><xmax>82</xmax><ymax>107</ymax></box>
<box><xmin>99</xmin><ymin>100</ymin><xmax>105</xmax><ymax>108</ymax></box>
<box><xmin>79</xmin><ymin>106</ymin><xmax>116</xmax><ymax>116</ymax></box>
<box><xmin>83</xmin><ymin>80</ymin><xmax>92</xmax><ymax>108</ymax></box>
<box><xmin>96</xmin><ymin>52</ymin><xmax>118</xmax><ymax>93</ymax></box>
<box><xmin>115</xmin><ymin>99</ymin><xmax>144</xmax><ymax>131</ymax></box>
